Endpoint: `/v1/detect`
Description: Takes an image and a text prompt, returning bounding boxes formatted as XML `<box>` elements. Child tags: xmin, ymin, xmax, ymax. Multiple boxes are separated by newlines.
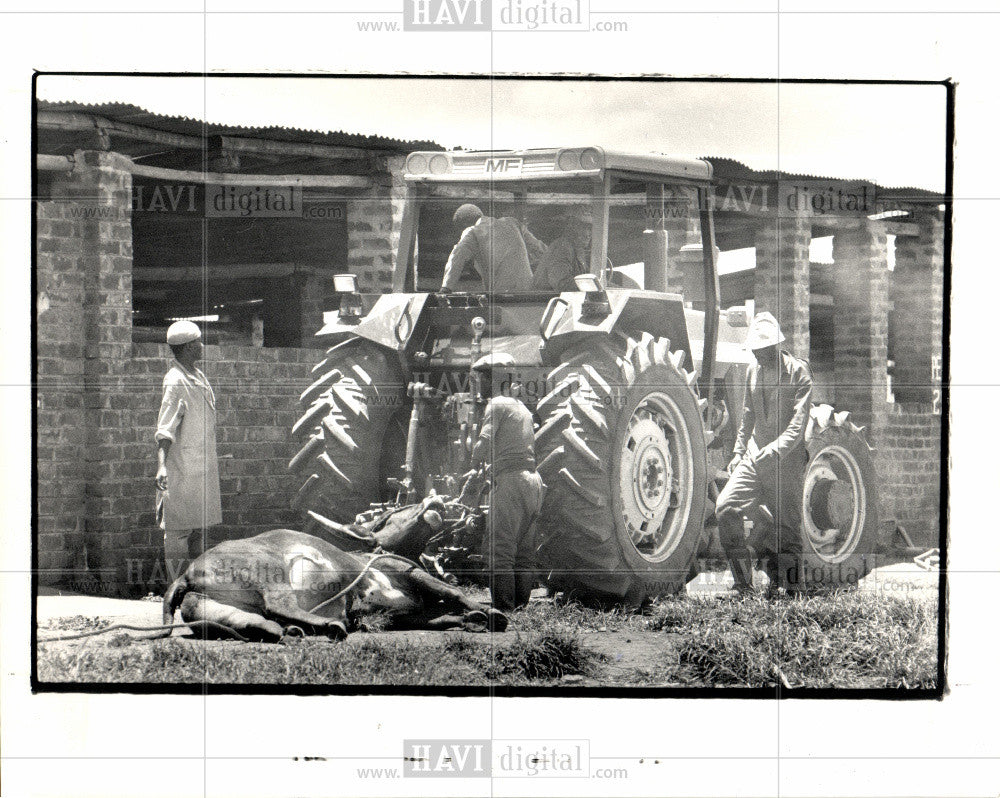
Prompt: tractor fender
<box><xmin>316</xmin><ymin>293</ymin><xmax>430</xmax><ymax>352</ymax></box>
<box><xmin>541</xmin><ymin>288</ymin><xmax>694</xmax><ymax>369</ymax></box>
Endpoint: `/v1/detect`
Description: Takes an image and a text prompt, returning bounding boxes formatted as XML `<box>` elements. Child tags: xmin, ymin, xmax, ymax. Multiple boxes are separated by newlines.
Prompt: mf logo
<box><xmin>403</xmin><ymin>739</ymin><xmax>491</xmax><ymax>777</ymax></box>
<box><xmin>404</xmin><ymin>0</ymin><xmax>491</xmax><ymax>30</ymax></box>
<box><xmin>484</xmin><ymin>157</ymin><xmax>523</xmax><ymax>174</ymax></box>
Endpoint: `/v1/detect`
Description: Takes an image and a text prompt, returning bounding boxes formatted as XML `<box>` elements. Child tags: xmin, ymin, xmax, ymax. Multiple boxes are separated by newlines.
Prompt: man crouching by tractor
<box><xmin>470</xmin><ymin>353</ymin><xmax>545</xmax><ymax>612</ymax></box>
<box><xmin>717</xmin><ymin>312</ymin><xmax>813</xmax><ymax>596</ymax></box>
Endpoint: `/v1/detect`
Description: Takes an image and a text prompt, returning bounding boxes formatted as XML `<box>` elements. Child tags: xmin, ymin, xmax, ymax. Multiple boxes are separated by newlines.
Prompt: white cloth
<box><xmin>155</xmin><ymin>362</ymin><xmax>222</xmax><ymax>530</ymax></box>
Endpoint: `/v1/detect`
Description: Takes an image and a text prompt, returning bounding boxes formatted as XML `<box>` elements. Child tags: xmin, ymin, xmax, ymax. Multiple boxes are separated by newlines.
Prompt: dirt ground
<box><xmin>35</xmin><ymin>562</ymin><xmax>939</xmax><ymax>689</ymax></box>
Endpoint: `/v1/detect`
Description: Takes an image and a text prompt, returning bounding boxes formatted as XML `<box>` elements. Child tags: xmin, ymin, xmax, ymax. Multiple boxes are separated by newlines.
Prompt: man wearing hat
<box><xmin>531</xmin><ymin>207</ymin><xmax>593</xmax><ymax>292</ymax></box>
<box><xmin>154</xmin><ymin>320</ymin><xmax>222</xmax><ymax>578</ymax></box>
<box><xmin>440</xmin><ymin>204</ymin><xmax>546</xmax><ymax>293</ymax></box>
<box><xmin>716</xmin><ymin>311</ymin><xmax>813</xmax><ymax>595</ymax></box>
<box><xmin>470</xmin><ymin>352</ymin><xmax>545</xmax><ymax>611</ymax></box>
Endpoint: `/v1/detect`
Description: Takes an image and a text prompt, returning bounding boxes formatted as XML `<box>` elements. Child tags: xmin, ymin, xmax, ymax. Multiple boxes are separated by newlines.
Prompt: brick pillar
<box><xmin>347</xmin><ymin>197</ymin><xmax>394</xmax><ymax>292</ymax></box>
<box><xmin>387</xmin><ymin>154</ymin><xmax>407</xmax><ymax>274</ymax></box>
<box><xmin>890</xmin><ymin>212</ymin><xmax>944</xmax><ymax>405</ymax></box>
<box><xmin>831</xmin><ymin>219</ymin><xmax>889</xmax><ymax>434</ymax></box>
<box><xmin>297</xmin><ymin>272</ymin><xmax>331</xmax><ymax>347</ymax></box>
<box><xmin>46</xmin><ymin>151</ymin><xmax>135</xmax><ymax>590</ymax></box>
<box><xmin>928</xmin><ymin>214</ymin><xmax>945</xmax><ymax>413</ymax></box>
<box><xmin>660</xmin><ymin>185</ymin><xmax>700</xmax><ymax>294</ymax></box>
<box><xmin>754</xmin><ymin>212</ymin><xmax>812</xmax><ymax>359</ymax></box>
<box><xmin>37</xmin><ymin>150</ymin><xmax>134</xmax><ymax>588</ymax></box>
<box><xmin>346</xmin><ymin>157</ymin><xmax>400</xmax><ymax>293</ymax></box>
<box><xmin>36</xmin><ymin>191</ymin><xmax>89</xmax><ymax>583</ymax></box>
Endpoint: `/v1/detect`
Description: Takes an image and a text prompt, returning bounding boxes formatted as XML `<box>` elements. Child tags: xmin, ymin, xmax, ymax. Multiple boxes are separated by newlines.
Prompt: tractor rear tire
<box><xmin>534</xmin><ymin>332</ymin><xmax>709</xmax><ymax>605</ymax></box>
<box><xmin>289</xmin><ymin>338</ymin><xmax>406</xmax><ymax>524</ymax></box>
<box><xmin>791</xmin><ymin>404</ymin><xmax>880</xmax><ymax>591</ymax></box>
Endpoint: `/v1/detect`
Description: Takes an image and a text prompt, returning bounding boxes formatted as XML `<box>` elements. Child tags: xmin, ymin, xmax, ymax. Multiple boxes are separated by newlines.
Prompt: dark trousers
<box><xmin>488</xmin><ymin>470</ymin><xmax>544</xmax><ymax>611</ymax></box>
<box><xmin>716</xmin><ymin>450</ymin><xmax>806</xmax><ymax>590</ymax></box>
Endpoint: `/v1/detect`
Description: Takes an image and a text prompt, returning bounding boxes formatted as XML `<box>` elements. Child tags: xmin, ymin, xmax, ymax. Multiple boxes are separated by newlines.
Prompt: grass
<box><xmin>36</xmin><ymin>588</ymin><xmax>938</xmax><ymax>689</ymax></box>
<box><xmin>37</xmin><ymin>624</ymin><xmax>594</xmax><ymax>687</ymax></box>
<box><xmin>668</xmin><ymin>590</ymin><xmax>939</xmax><ymax>689</ymax></box>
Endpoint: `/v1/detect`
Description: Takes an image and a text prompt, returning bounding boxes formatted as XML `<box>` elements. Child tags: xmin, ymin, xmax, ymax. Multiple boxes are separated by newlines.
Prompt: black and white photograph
<box><xmin>30</xmin><ymin>74</ymin><xmax>946</xmax><ymax>694</ymax></box>
<box><xmin>1</xmin><ymin>4</ymin><xmax>996</xmax><ymax>796</ymax></box>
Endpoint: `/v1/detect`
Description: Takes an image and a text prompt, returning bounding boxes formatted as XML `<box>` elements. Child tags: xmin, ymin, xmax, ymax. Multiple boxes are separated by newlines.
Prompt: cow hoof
<box><xmin>487</xmin><ymin>608</ymin><xmax>508</xmax><ymax>632</ymax></box>
<box><xmin>324</xmin><ymin>621</ymin><xmax>348</xmax><ymax>641</ymax></box>
<box><xmin>284</xmin><ymin>625</ymin><xmax>306</xmax><ymax>638</ymax></box>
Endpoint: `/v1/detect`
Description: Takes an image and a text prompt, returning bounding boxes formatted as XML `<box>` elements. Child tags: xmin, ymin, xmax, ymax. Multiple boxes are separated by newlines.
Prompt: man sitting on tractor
<box><xmin>716</xmin><ymin>311</ymin><xmax>813</xmax><ymax>595</ymax></box>
<box><xmin>470</xmin><ymin>352</ymin><xmax>545</xmax><ymax>611</ymax></box>
<box><xmin>531</xmin><ymin>207</ymin><xmax>593</xmax><ymax>292</ymax></box>
<box><xmin>440</xmin><ymin>203</ymin><xmax>546</xmax><ymax>293</ymax></box>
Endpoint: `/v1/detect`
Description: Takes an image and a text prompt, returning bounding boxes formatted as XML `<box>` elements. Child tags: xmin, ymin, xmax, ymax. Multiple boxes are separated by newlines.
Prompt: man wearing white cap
<box><xmin>155</xmin><ymin>320</ymin><xmax>222</xmax><ymax>578</ymax></box>
<box><xmin>470</xmin><ymin>352</ymin><xmax>544</xmax><ymax>611</ymax></box>
<box><xmin>716</xmin><ymin>311</ymin><xmax>813</xmax><ymax>595</ymax></box>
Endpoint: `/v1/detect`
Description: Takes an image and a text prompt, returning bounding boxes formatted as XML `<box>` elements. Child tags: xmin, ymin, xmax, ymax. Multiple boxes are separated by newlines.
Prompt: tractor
<box><xmin>289</xmin><ymin>146</ymin><xmax>886</xmax><ymax>602</ymax></box>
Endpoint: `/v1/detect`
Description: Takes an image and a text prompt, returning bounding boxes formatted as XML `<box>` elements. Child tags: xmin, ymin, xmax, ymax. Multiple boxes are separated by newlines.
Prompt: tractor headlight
<box><xmin>557</xmin><ymin>148</ymin><xmax>603</xmax><ymax>172</ymax></box>
<box><xmin>429</xmin><ymin>154</ymin><xmax>451</xmax><ymax>174</ymax></box>
<box><xmin>579</xmin><ymin>147</ymin><xmax>603</xmax><ymax>170</ymax></box>
<box><xmin>406</xmin><ymin>153</ymin><xmax>428</xmax><ymax>174</ymax></box>
<box><xmin>557</xmin><ymin>149</ymin><xmax>582</xmax><ymax>171</ymax></box>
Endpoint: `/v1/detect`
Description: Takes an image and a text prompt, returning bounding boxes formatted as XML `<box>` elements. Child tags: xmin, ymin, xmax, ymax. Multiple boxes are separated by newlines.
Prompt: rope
<box><xmin>307</xmin><ymin>552</ymin><xmax>421</xmax><ymax>615</ymax></box>
<box><xmin>38</xmin><ymin>620</ymin><xmax>249</xmax><ymax>644</ymax></box>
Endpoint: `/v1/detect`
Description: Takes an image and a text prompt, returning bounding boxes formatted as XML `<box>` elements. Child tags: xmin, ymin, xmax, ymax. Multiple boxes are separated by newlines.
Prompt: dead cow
<box><xmin>162</xmin><ymin>529</ymin><xmax>507</xmax><ymax>643</ymax></box>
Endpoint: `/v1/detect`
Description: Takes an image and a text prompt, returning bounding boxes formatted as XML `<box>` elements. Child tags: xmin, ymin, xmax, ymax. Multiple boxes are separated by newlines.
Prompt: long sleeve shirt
<box><xmin>471</xmin><ymin>395</ymin><xmax>537</xmax><ymax>475</ymax></box>
<box><xmin>531</xmin><ymin>235</ymin><xmax>589</xmax><ymax>292</ymax></box>
<box><xmin>733</xmin><ymin>350</ymin><xmax>813</xmax><ymax>460</ymax></box>
<box><xmin>441</xmin><ymin>216</ymin><xmax>543</xmax><ymax>292</ymax></box>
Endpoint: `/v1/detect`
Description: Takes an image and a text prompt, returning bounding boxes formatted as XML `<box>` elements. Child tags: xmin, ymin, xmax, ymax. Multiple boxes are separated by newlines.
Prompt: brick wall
<box><xmin>38</xmin><ymin>340</ymin><xmax>320</xmax><ymax>595</ymax></box>
<box><xmin>36</xmin><ymin>194</ymin><xmax>88</xmax><ymax>580</ymax></box>
<box><xmin>754</xmin><ymin>212</ymin><xmax>811</xmax><ymax>360</ymax></box>
<box><xmin>879</xmin><ymin>213</ymin><xmax>944</xmax><ymax>547</ymax></box>
<box><xmin>37</xmin><ymin>150</ymin><xmax>134</xmax><ymax>585</ymax></box>
<box><xmin>347</xmin><ymin>157</ymin><xmax>405</xmax><ymax>293</ymax></box>
<box><xmin>347</xmin><ymin>195</ymin><xmax>394</xmax><ymax>292</ymax></box>
<box><xmin>34</xmin><ymin>149</ymin><xmax>349</xmax><ymax>596</ymax></box>
<box><xmin>890</xmin><ymin>214</ymin><xmax>944</xmax><ymax>404</ymax></box>
<box><xmin>831</xmin><ymin>221</ymin><xmax>890</xmax><ymax>435</ymax></box>
<box><xmin>875</xmin><ymin>406</ymin><xmax>942</xmax><ymax>546</ymax></box>
<box><xmin>118</xmin><ymin>344</ymin><xmax>320</xmax><ymax>592</ymax></box>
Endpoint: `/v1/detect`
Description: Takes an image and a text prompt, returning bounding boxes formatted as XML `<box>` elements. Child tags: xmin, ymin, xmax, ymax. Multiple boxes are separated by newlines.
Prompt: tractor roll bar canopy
<box><xmin>403</xmin><ymin>147</ymin><xmax>713</xmax><ymax>183</ymax></box>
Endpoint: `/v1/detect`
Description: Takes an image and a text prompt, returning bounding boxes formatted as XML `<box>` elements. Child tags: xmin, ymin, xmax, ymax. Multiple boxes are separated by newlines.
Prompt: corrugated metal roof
<box><xmin>703</xmin><ymin>156</ymin><xmax>942</xmax><ymax>200</ymax></box>
<box><xmin>38</xmin><ymin>99</ymin><xmax>443</xmax><ymax>153</ymax></box>
<box><xmin>34</xmin><ymin>102</ymin><xmax>941</xmax><ymax>197</ymax></box>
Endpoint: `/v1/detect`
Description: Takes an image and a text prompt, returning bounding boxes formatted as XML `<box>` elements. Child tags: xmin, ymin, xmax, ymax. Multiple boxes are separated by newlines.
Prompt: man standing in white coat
<box><xmin>155</xmin><ymin>320</ymin><xmax>222</xmax><ymax>578</ymax></box>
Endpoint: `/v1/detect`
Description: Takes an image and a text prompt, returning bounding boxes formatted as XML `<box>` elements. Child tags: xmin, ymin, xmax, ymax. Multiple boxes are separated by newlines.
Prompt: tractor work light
<box><xmin>557</xmin><ymin>147</ymin><xmax>604</xmax><ymax>172</ymax></box>
<box><xmin>557</xmin><ymin>149</ymin><xmax>581</xmax><ymax>171</ymax></box>
<box><xmin>334</xmin><ymin>273</ymin><xmax>363</xmax><ymax>323</ymax></box>
<box><xmin>579</xmin><ymin>147</ymin><xmax>602</xmax><ymax>169</ymax></box>
<box><xmin>575</xmin><ymin>273</ymin><xmax>612</xmax><ymax>320</ymax></box>
<box><xmin>429</xmin><ymin>154</ymin><xmax>451</xmax><ymax>175</ymax></box>
<box><xmin>333</xmin><ymin>273</ymin><xmax>358</xmax><ymax>293</ymax></box>
<box><xmin>406</xmin><ymin>153</ymin><xmax>429</xmax><ymax>175</ymax></box>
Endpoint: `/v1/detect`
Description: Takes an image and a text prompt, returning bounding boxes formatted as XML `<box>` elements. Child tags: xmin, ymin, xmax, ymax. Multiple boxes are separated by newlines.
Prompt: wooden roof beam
<box><xmin>37</xmin><ymin>110</ymin><xmax>374</xmax><ymax>161</ymax></box>
<box><xmin>37</xmin><ymin>153</ymin><xmax>372</xmax><ymax>190</ymax></box>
